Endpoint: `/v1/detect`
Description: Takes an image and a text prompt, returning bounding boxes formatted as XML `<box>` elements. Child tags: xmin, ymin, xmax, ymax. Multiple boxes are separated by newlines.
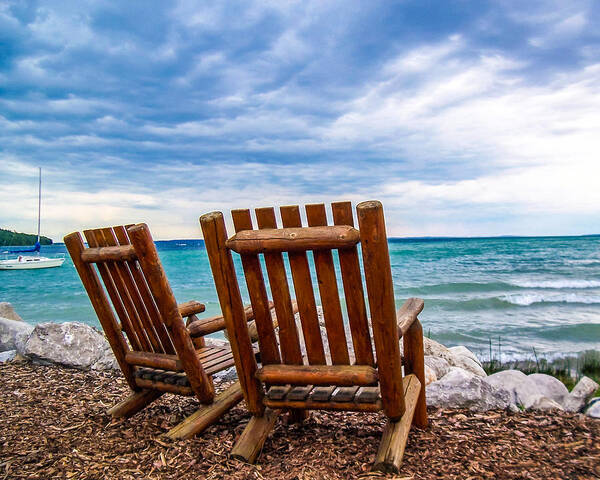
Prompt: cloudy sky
<box><xmin>1</xmin><ymin>1</ymin><xmax>599</xmax><ymax>240</ymax></box>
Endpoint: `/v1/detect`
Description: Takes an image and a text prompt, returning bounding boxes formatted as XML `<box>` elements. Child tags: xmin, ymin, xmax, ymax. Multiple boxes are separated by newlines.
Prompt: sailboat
<box><xmin>0</xmin><ymin>168</ymin><xmax>65</xmax><ymax>270</ymax></box>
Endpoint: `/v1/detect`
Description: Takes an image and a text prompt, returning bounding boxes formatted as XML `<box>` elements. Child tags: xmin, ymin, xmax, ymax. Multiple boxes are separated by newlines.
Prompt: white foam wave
<box><xmin>502</xmin><ymin>292</ymin><xmax>600</xmax><ymax>306</ymax></box>
<box><xmin>564</xmin><ymin>259</ymin><xmax>600</xmax><ymax>266</ymax></box>
<box><xmin>511</xmin><ymin>279</ymin><xmax>600</xmax><ymax>289</ymax></box>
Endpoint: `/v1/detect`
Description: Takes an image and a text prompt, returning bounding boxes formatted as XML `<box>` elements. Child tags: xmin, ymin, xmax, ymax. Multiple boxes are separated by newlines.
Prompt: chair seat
<box><xmin>132</xmin><ymin>344</ymin><xmax>256</xmax><ymax>394</ymax></box>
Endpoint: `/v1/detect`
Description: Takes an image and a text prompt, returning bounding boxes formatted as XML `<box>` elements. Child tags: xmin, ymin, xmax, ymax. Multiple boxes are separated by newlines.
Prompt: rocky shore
<box><xmin>1</xmin><ymin>301</ymin><xmax>599</xmax><ymax>418</ymax></box>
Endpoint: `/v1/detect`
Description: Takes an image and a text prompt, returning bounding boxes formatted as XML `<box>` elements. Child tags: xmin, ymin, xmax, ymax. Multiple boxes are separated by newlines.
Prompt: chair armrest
<box><xmin>396</xmin><ymin>297</ymin><xmax>424</xmax><ymax>337</ymax></box>
<box><xmin>187</xmin><ymin>301</ymin><xmax>276</xmax><ymax>338</ymax></box>
<box><xmin>178</xmin><ymin>300</ymin><xmax>205</xmax><ymax>318</ymax></box>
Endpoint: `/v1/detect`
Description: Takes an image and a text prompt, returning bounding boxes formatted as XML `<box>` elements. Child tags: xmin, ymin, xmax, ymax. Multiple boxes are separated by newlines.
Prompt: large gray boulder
<box><xmin>526</xmin><ymin>395</ymin><xmax>564</xmax><ymax>411</ymax></box>
<box><xmin>484</xmin><ymin>370</ymin><xmax>528</xmax><ymax>404</ymax></box>
<box><xmin>23</xmin><ymin>322</ymin><xmax>117</xmax><ymax>370</ymax></box>
<box><xmin>527</xmin><ymin>373</ymin><xmax>569</xmax><ymax>405</ymax></box>
<box><xmin>426</xmin><ymin>367</ymin><xmax>512</xmax><ymax>411</ymax></box>
<box><xmin>0</xmin><ymin>303</ymin><xmax>23</xmax><ymax>322</ymax></box>
<box><xmin>424</xmin><ymin>355</ymin><xmax>451</xmax><ymax>379</ymax></box>
<box><xmin>0</xmin><ymin>316</ymin><xmax>33</xmax><ymax>352</ymax></box>
<box><xmin>564</xmin><ymin>377</ymin><xmax>600</xmax><ymax>413</ymax></box>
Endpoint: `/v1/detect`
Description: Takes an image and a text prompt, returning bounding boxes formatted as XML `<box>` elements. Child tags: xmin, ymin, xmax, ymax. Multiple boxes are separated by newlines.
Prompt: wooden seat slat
<box><xmin>286</xmin><ymin>385</ymin><xmax>312</xmax><ymax>401</ymax></box>
<box><xmin>310</xmin><ymin>386</ymin><xmax>336</xmax><ymax>402</ymax></box>
<box><xmin>331</xmin><ymin>386</ymin><xmax>360</xmax><ymax>402</ymax></box>
<box><xmin>266</xmin><ymin>385</ymin><xmax>291</xmax><ymax>400</ymax></box>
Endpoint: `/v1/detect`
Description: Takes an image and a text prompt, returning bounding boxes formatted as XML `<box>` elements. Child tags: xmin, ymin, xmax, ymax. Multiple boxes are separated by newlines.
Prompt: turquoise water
<box><xmin>1</xmin><ymin>236</ymin><xmax>599</xmax><ymax>360</ymax></box>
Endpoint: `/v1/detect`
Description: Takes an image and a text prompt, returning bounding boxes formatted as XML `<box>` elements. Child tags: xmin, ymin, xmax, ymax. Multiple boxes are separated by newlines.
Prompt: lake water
<box><xmin>1</xmin><ymin>236</ymin><xmax>599</xmax><ymax>361</ymax></box>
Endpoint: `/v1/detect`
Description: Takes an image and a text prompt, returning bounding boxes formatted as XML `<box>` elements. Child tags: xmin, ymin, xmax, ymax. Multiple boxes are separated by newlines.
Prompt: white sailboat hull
<box><xmin>0</xmin><ymin>256</ymin><xmax>65</xmax><ymax>270</ymax></box>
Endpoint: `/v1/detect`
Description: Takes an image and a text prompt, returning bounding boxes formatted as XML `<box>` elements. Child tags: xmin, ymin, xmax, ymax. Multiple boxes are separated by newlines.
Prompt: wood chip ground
<box><xmin>1</xmin><ymin>363</ymin><xmax>598</xmax><ymax>479</ymax></box>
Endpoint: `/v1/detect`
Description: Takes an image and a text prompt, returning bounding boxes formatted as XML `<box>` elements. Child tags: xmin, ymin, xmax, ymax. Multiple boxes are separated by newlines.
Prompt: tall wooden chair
<box><xmin>64</xmin><ymin>223</ymin><xmax>248</xmax><ymax>439</ymax></box>
<box><xmin>200</xmin><ymin>200</ymin><xmax>427</xmax><ymax>473</ymax></box>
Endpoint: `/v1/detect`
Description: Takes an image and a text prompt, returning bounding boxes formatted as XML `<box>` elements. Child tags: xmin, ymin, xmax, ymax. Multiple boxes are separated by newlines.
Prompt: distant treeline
<box><xmin>0</xmin><ymin>228</ymin><xmax>52</xmax><ymax>246</ymax></box>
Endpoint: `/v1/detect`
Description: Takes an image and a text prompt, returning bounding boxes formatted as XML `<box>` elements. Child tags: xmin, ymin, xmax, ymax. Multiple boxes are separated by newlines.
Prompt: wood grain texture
<box><xmin>331</xmin><ymin>201</ymin><xmax>375</xmax><ymax>366</ymax></box>
<box><xmin>200</xmin><ymin>212</ymin><xmax>264</xmax><ymax>415</ymax></box>
<box><xmin>280</xmin><ymin>205</ymin><xmax>326</xmax><ymax>365</ymax></box>
<box><xmin>231</xmin><ymin>209</ymin><xmax>282</xmax><ymax>366</ymax></box>
<box><xmin>255</xmin><ymin>207</ymin><xmax>303</xmax><ymax>365</ymax></box>
<box><xmin>128</xmin><ymin>223</ymin><xmax>215</xmax><ymax>404</ymax></box>
<box><xmin>305</xmin><ymin>203</ymin><xmax>349</xmax><ymax>365</ymax></box>
<box><xmin>373</xmin><ymin>374</ymin><xmax>421</xmax><ymax>473</ymax></box>
<box><xmin>80</xmin><ymin>244</ymin><xmax>137</xmax><ymax>263</ymax></box>
<box><xmin>165</xmin><ymin>382</ymin><xmax>244</xmax><ymax>440</ymax></box>
<box><xmin>231</xmin><ymin>409</ymin><xmax>281</xmax><ymax>464</ymax></box>
<box><xmin>397</xmin><ymin>297</ymin><xmax>424</xmax><ymax>337</ymax></box>
<box><xmin>64</xmin><ymin>231</ymin><xmax>138</xmax><ymax>390</ymax></box>
<box><xmin>403</xmin><ymin>319</ymin><xmax>428</xmax><ymax>428</ymax></box>
<box><xmin>357</xmin><ymin>201</ymin><xmax>405</xmax><ymax>420</ymax></box>
<box><xmin>226</xmin><ymin>225</ymin><xmax>359</xmax><ymax>254</ymax></box>
<box><xmin>256</xmin><ymin>364</ymin><xmax>378</xmax><ymax>386</ymax></box>
<box><xmin>107</xmin><ymin>389</ymin><xmax>163</xmax><ymax>418</ymax></box>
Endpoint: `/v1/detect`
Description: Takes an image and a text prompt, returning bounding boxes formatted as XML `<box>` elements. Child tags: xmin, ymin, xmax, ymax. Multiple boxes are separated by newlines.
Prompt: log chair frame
<box><xmin>200</xmin><ymin>201</ymin><xmax>427</xmax><ymax>473</ymax></box>
<box><xmin>65</xmin><ymin>223</ymin><xmax>261</xmax><ymax>440</ymax></box>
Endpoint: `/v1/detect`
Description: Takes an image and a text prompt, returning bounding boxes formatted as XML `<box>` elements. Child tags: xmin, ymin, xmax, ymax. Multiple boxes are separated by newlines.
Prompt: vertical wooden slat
<box><xmin>64</xmin><ymin>232</ymin><xmax>138</xmax><ymax>391</ymax></box>
<box><xmin>305</xmin><ymin>203</ymin><xmax>349</xmax><ymax>365</ymax></box>
<box><xmin>128</xmin><ymin>223</ymin><xmax>214</xmax><ymax>405</ymax></box>
<box><xmin>83</xmin><ymin>229</ymin><xmax>144</xmax><ymax>352</ymax></box>
<box><xmin>280</xmin><ymin>205</ymin><xmax>326</xmax><ymax>365</ymax></box>
<box><xmin>231</xmin><ymin>209</ymin><xmax>281</xmax><ymax>366</ymax></box>
<box><xmin>113</xmin><ymin>226</ymin><xmax>175</xmax><ymax>355</ymax></box>
<box><xmin>98</xmin><ymin>227</ymin><xmax>164</xmax><ymax>354</ymax></box>
<box><xmin>200</xmin><ymin>212</ymin><xmax>264</xmax><ymax>415</ymax></box>
<box><xmin>255</xmin><ymin>207</ymin><xmax>303</xmax><ymax>366</ymax></box>
<box><xmin>357</xmin><ymin>201</ymin><xmax>405</xmax><ymax>420</ymax></box>
<box><xmin>331</xmin><ymin>201</ymin><xmax>375</xmax><ymax>366</ymax></box>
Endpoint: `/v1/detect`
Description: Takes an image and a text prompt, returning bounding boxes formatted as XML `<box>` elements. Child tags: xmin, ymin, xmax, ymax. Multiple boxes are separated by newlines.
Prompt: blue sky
<box><xmin>1</xmin><ymin>1</ymin><xmax>599</xmax><ymax>240</ymax></box>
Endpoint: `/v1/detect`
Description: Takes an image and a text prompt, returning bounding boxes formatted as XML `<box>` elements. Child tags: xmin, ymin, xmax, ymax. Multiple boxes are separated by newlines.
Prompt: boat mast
<box><xmin>37</xmin><ymin>167</ymin><xmax>41</xmax><ymax>244</ymax></box>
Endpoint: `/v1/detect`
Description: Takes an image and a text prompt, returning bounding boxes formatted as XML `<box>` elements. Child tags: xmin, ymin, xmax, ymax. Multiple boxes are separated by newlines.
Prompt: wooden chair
<box><xmin>200</xmin><ymin>200</ymin><xmax>427</xmax><ymax>473</ymax></box>
<box><xmin>64</xmin><ymin>223</ymin><xmax>250</xmax><ymax>440</ymax></box>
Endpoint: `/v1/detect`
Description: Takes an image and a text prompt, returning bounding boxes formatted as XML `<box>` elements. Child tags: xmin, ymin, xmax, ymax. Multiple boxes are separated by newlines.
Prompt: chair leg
<box><xmin>373</xmin><ymin>374</ymin><xmax>421</xmax><ymax>473</ymax></box>
<box><xmin>231</xmin><ymin>408</ymin><xmax>280</xmax><ymax>463</ymax></box>
<box><xmin>287</xmin><ymin>408</ymin><xmax>309</xmax><ymax>424</ymax></box>
<box><xmin>403</xmin><ymin>320</ymin><xmax>428</xmax><ymax>428</ymax></box>
<box><xmin>108</xmin><ymin>389</ymin><xmax>164</xmax><ymax>418</ymax></box>
<box><xmin>165</xmin><ymin>382</ymin><xmax>244</xmax><ymax>440</ymax></box>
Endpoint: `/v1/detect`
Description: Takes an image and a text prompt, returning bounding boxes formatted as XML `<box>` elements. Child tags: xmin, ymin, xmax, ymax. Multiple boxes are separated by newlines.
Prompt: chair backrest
<box><xmin>200</xmin><ymin>201</ymin><xmax>405</xmax><ymax>417</ymax></box>
<box><xmin>64</xmin><ymin>224</ymin><xmax>213</xmax><ymax>402</ymax></box>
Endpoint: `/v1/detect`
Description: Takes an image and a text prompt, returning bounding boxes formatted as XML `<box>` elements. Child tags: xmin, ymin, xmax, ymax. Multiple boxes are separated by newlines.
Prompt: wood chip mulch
<box><xmin>0</xmin><ymin>362</ymin><xmax>598</xmax><ymax>480</ymax></box>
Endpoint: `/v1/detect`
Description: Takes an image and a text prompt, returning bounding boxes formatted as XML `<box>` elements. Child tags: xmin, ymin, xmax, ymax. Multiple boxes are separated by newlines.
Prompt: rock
<box><xmin>426</xmin><ymin>367</ymin><xmax>512</xmax><ymax>411</ymax></box>
<box><xmin>527</xmin><ymin>373</ymin><xmax>569</xmax><ymax>405</ymax></box>
<box><xmin>585</xmin><ymin>398</ymin><xmax>600</xmax><ymax>418</ymax></box>
<box><xmin>424</xmin><ymin>355</ymin><xmax>451</xmax><ymax>379</ymax></box>
<box><xmin>204</xmin><ymin>337</ymin><xmax>232</xmax><ymax>349</ymax></box>
<box><xmin>0</xmin><ymin>316</ymin><xmax>33</xmax><ymax>352</ymax></box>
<box><xmin>564</xmin><ymin>377</ymin><xmax>600</xmax><ymax>413</ymax></box>
<box><xmin>23</xmin><ymin>322</ymin><xmax>117</xmax><ymax>370</ymax></box>
<box><xmin>451</xmin><ymin>354</ymin><xmax>487</xmax><ymax>377</ymax></box>
<box><xmin>448</xmin><ymin>346</ymin><xmax>482</xmax><ymax>366</ymax></box>
<box><xmin>0</xmin><ymin>349</ymin><xmax>16</xmax><ymax>362</ymax></box>
<box><xmin>525</xmin><ymin>395</ymin><xmax>564</xmax><ymax>411</ymax></box>
<box><xmin>484</xmin><ymin>370</ymin><xmax>528</xmax><ymax>404</ymax></box>
<box><xmin>213</xmin><ymin>366</ymin><xmax>238</xmax><ymax>382</ymax></box>
<box><xmin>422</xmin><ymin>337</ymin><xmax>455</xmax><ymax>364</ymax></box>
<box><xmin>0</xmin><ymin>303</ymin><xmax>23</xmax><ymax>322</ymax></box>
<box><xmin>424</xmin><ymin>364</ymin><xmax>437</xmax><ymax>385</ymax></box>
